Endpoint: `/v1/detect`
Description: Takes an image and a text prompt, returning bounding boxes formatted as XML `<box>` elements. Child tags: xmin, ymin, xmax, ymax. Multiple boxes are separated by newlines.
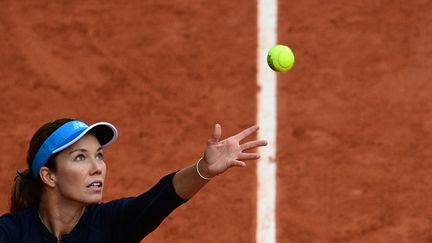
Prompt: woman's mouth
<box><xmin>87</xmin><ymin>181</ymin><xmax>103</xmax><ymax>191</ymax></box>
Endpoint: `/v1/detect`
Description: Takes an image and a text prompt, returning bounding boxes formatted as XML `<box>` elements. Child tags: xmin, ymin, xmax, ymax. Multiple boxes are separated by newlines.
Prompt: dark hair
<box><xmin>10</xmin><ymin>118</ymin><xmax>74</xmax><ymax>213</ymax></box>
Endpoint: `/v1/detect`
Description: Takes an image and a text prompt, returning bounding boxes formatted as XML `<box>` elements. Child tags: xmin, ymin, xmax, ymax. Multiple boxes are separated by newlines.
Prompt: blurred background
<box><xmin>1</xmin><ymin>0</ymin><xmax>432</xmax><ymax>242</ymax></box>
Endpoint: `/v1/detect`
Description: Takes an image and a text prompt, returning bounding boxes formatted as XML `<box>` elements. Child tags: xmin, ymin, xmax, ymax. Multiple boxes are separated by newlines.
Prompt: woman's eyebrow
<box><xmin>69</xmin><ymin>147</ymin><xmax>103</xmax><ymax>154</ymax></box>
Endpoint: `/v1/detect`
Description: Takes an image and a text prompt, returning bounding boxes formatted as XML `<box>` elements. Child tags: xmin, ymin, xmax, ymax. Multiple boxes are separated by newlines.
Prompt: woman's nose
<box><xmin>90</xmin><ymin>158</ymin><xmax>103</xmax><ymax>174</ymax></box>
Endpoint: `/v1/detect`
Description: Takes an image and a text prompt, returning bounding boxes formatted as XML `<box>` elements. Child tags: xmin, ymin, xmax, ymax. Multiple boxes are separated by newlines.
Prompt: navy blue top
<box><xmin>0</xmin><ymin>172</ymin><xmax>188</xmax><ymax>243</ymax></box>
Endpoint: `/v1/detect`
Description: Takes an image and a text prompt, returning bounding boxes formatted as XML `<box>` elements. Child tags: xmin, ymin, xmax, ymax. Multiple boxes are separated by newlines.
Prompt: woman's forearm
<box><xmin>172</xmin><ymin>159</ymin><xmax>211</xmax><ymax>199</ymax></box>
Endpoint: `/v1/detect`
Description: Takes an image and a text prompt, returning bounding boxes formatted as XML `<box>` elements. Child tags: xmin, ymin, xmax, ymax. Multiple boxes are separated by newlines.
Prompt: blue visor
<box><xmin>32</xmin><ymin>120</ymin><xmax>118</xmax><ymax>178</ymax></box>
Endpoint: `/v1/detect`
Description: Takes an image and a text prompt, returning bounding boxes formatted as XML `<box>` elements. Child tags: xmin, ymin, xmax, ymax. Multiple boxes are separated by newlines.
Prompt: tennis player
<box><xmin>0</xmin><ymin>118</ymin><xmax>267</xmax><ymax>242</ymax></box>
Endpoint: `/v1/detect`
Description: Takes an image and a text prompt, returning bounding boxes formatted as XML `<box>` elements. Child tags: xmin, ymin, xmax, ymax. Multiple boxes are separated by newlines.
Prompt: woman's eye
<box><xmin>96</xmin><ymin>153</ymin><xmax>104</xmax><ymax>160</ymax></box>
<box><xmin>74</xmin><ymin>154</ymin><xmax>85</xmax><ymax>161</ymax></box>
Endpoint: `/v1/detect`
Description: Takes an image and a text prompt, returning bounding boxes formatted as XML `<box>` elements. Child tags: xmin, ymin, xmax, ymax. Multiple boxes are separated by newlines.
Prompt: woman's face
<box><xmin>52</xmin><ymin>133</ymin><xmax>107</xmax><ymax>205</ymax></box>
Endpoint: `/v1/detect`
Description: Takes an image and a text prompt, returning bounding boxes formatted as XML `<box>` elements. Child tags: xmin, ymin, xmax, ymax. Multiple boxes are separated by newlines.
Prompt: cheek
<box><xmin>56</xmin><ymin>168</ymin><xmax>87</xmax><ymax>188</ymax></box>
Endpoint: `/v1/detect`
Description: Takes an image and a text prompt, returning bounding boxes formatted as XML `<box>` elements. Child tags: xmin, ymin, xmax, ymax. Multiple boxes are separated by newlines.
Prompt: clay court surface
<box><xmin>1</xmin><ymin>0</ymin><xmax>432</xmax><ymax>242</ymax></box>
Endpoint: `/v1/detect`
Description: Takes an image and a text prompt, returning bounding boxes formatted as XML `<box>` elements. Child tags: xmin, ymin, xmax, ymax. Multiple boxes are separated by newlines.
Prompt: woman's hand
<box><xmin>201</xmin><ymin>124</ymin><xmax>268</xmax><ymax>178</ymax></box>
<box><xmin>173</xmin><ymin>124</ymin><xmax>268</xmax><ymax>199</ymax></box>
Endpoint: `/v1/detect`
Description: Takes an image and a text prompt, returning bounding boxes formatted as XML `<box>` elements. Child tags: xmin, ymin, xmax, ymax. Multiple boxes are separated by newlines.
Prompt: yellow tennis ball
<box><xmin>267</xmin><ymin>45</ymin><xmax>295</xmax><ymax>72</ymax></box>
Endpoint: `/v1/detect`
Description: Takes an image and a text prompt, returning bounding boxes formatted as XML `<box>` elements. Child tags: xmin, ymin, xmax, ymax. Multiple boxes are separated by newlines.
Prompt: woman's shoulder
<box><xmin>0</xmin><ymin>208</ymin><xmax>36</xmax><ymax>226</ymax></box>
<box><xmin>0</xmin><ymin>208</ymin><xmax>38</xmax><ymax>242</ymax></box>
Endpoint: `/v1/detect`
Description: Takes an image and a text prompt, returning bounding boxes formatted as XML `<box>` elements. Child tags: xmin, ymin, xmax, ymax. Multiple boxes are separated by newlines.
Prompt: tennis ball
<box><xmin>267</xmin><ymin>45</ymin><xmax>295</xmax><ymax>72</ymax></box>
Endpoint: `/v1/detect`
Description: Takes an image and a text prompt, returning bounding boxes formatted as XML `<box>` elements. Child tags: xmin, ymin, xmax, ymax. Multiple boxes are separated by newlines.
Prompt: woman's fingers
<box><xmin>208</xmin><ymin>123</ymin><xmax>222</xmax><ymax>145</ymax></box>
<box><xmin>230</xmin><ymin>160</ymin><xmax>246</xmax><ymax>167</ymax></box>
<box><xmin>226</xmin><ymin>153</ymin><xmax>260</xmax><ymax>169</ymax></box>
<box><xmin>233</xmin><ymin>125</ymin><xmax>259</xmax><ymax>141</ymax></box>
<box><xmin>240</xmin><ymin>140</ymin><xmax>268</xmax><ymax>151</ymax></box>
<box><xmin>237</xmin><ymin>153</ymin><xmax>261</xmax><ymax>161</ymax></box>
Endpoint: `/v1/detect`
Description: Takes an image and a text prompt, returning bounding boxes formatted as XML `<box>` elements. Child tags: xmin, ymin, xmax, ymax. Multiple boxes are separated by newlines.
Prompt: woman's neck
<box><xmin>38</xmin><ymin>195</ymin><xmax>85</xmax><ymax>240</ymax></box>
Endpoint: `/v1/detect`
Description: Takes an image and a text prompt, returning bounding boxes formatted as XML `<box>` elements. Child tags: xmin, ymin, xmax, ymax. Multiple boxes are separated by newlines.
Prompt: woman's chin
<box><xmin>84</xmin><ymin>194</ymin><xmax>104</xmax><ymax>204</ymax></box>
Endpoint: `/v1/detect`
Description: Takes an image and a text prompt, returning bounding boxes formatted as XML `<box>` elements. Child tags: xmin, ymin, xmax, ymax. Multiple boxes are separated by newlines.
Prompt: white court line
<box><xmin>256</xmin><ymin>0</ymin><xmax>277</xmax><ymax>242</ymax></box>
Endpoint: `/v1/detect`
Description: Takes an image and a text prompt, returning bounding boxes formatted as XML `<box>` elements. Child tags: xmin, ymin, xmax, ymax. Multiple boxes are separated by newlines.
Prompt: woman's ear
<box><xmin>40</xmin><ymin>166</ymin><xmax>56</xmax><ymax>188</ymax></box>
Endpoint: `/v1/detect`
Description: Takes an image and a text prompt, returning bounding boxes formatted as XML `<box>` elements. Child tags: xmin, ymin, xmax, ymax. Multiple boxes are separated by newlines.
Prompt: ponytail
<box><xmin>10</xmin><ymin>169</ymin><xmax>42</xmax><ymax>213</ymax></box>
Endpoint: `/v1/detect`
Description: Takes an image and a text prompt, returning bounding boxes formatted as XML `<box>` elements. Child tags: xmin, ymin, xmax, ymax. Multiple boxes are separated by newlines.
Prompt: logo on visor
<box><xmin>72</xmin><ymin>121</ymin><xmax>88</xmax><ymax>129</ymax></box>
